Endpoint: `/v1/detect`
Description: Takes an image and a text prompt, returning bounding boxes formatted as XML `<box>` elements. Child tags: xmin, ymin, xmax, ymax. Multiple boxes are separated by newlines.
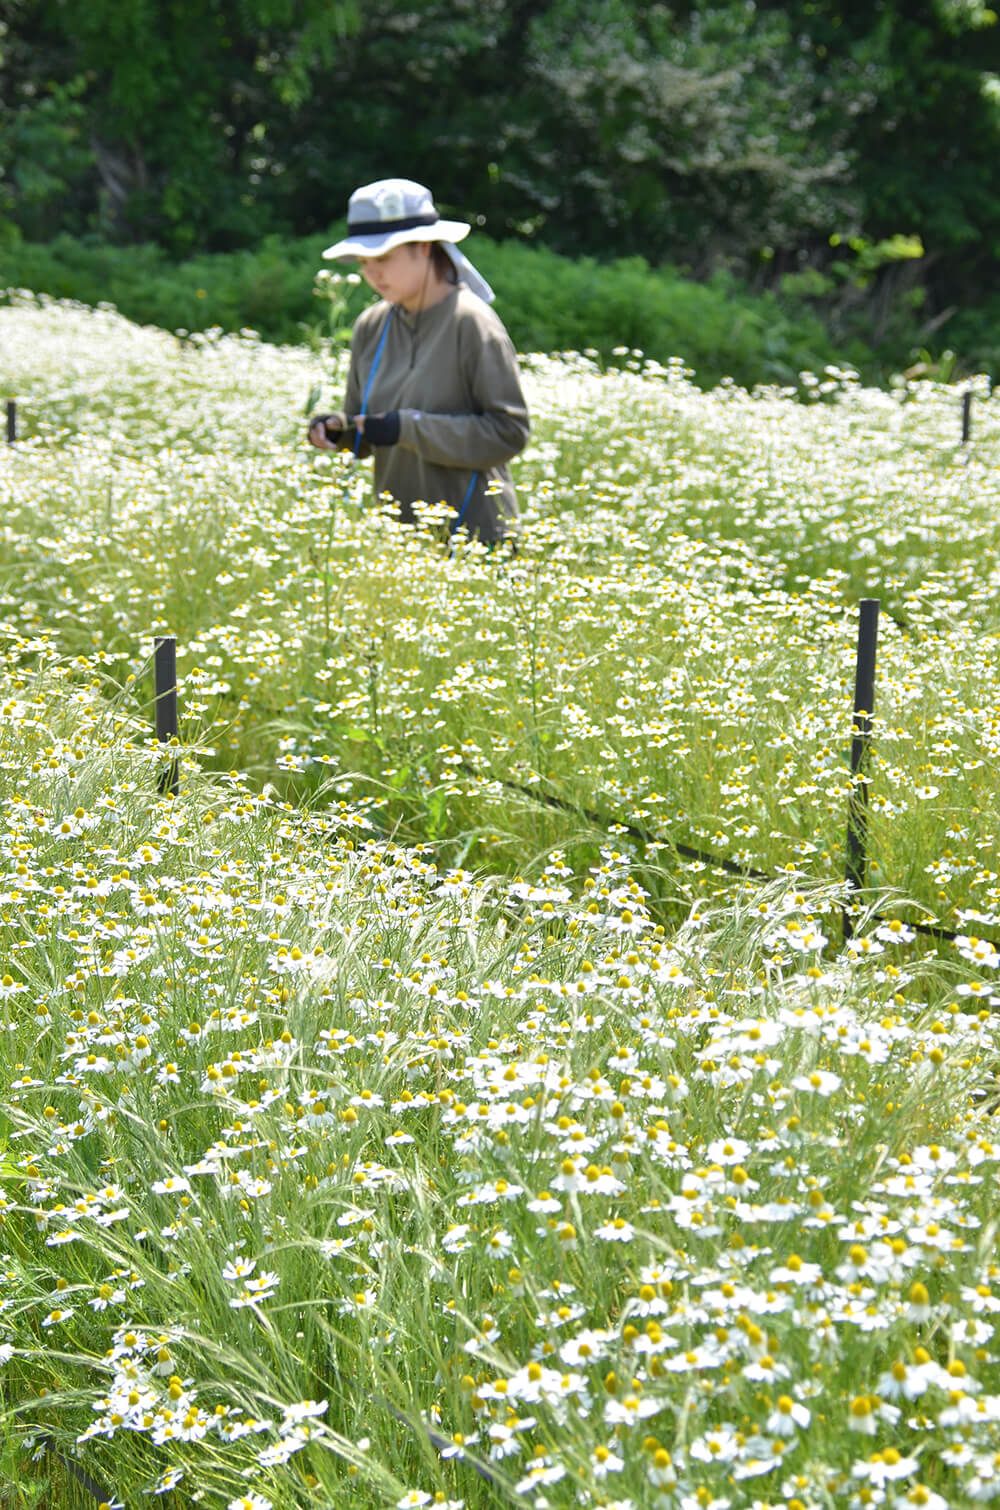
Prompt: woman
<box><xmin>307</xmin><ymin>178</ymin><xmax>529</xmax><ymax>543</ymax></box>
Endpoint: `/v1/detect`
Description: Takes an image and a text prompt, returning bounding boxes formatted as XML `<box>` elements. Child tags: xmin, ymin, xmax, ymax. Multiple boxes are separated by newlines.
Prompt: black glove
<box><xmin>357</xmin><ymin>411</ymin><xmax>400</xmax><ymax>447</ymax></box>
<box><xmin>308</xmin><ymin>412</ymin><xmax>353</xmax><ymax>448</ymax></box>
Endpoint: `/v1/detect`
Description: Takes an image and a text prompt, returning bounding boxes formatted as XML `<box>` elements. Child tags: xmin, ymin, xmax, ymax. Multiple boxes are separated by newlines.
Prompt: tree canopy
<box><xmin>2</xmin><ymin>0</ymin><xmax>999</xmax><ymax>332</ymax></box>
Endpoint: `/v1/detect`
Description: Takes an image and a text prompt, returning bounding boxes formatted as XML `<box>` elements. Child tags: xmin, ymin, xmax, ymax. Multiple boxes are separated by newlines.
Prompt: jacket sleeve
<box><xmin>396</xmin><ymin>321</ymin><xmax>530</xmax><ymax>470</ymax></box>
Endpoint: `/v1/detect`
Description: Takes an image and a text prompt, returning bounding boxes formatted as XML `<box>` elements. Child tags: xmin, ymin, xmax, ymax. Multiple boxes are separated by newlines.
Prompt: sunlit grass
<box><xmin>2</xmin><ymin>298</ymin><xmax>1000</xmax><ymax>1508</ymax></box>
<box><xmin>5</xmin><ymin>298</ymin><xmax>998</xmax><ymax>925</ymax></box>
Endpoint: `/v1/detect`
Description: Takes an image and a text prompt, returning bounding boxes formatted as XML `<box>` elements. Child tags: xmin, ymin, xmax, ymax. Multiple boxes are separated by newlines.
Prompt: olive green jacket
<box><xmin>344</xmin><ymin>284</ymin><xmax>530</xmax><ymax>541</ymax></box>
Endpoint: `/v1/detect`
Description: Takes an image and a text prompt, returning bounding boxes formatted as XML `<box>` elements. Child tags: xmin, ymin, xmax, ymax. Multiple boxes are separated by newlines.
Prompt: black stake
<box><xmin>844</xmin><ymin>599</ymin><xmax>880</xmax><ymax>939</ymax></box>
<box><xmin>962</xmin><ymin>390</ymin><xmax>973</xmax><ymax>444</ymax></box>
<box><xmin>154</xmin><ymin>635</ymin><xmax>179</xmax><ymax>796</ymax></box>
<box><xmin>6</xmin><ymin>400</ymin><xmax>15</xmax><ymax>445</ymax></box>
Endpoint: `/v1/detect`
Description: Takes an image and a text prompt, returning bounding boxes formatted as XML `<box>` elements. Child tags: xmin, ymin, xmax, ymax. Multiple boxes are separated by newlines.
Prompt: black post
<box><xmin>154</xmin><ymin>636</ymin><xmax>179</xmax><ymax>796</ymax></box>
<box><xmin>962</xmin><ymin>391</ymin><xmax>972</xmax><ymax>445</ymax></box>
<box><xmin>844</xmin><ymin>599</ymin><xmax>879</xmax><ymax>939</ymax></box>
<box><xmin>6</xmin><ymin>401</ymin><xmax>15</xmax><ymax>445</ymax></box>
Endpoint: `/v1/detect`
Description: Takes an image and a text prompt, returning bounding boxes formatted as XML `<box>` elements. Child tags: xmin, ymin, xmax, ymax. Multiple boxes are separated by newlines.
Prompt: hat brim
<box><xmin>323</xmin><ymin>219</ymin><xmax>471</xmax><ymax>260</ymax></box>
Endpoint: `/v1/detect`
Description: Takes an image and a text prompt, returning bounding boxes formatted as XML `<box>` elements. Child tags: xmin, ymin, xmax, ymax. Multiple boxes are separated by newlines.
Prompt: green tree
<box><xmin>752</xmin><ymin>0</ymin><xmax>1000</xmax><ymax>315</ymax></box>
<box><xmin>3</xmin><ymin>0</ymin><xmax>1000</xmax><ymax>355</ymax></box>
<box><xmin>0</xmin><ymin>0</ymin><xmax>359</xmax><ymax>250</ymax></box>
<box><xmin>250</xmin><ymin>0</ymin><xmax>875</xmax><ymax>263</ymax></box>
<box><xmin>489</xmin><ymin>0</ymin><xmax>869</xmax><ymax>262</ymax></box>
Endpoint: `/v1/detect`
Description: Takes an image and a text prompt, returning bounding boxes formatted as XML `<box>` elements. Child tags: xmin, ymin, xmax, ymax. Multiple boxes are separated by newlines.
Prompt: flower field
<box><xmin>1</xmin><ymin>295</ymin><xmax>1000</xmax><ymax>1508</ymax></box>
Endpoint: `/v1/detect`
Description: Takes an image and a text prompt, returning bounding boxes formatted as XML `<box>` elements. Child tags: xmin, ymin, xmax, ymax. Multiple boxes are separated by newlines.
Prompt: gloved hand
<box><xmin>355</xmin><ymin>411</ymin><xmax>400</xmax><ymax>447</ymax></box>
<box><xmin>307</xmin><ymin>412</ymin><xmax>355</xmax><ymax>449</ymax></box>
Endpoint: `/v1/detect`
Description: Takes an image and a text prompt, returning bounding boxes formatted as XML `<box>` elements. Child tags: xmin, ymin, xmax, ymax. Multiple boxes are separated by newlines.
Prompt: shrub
<box><xmin>0</xmin><ymin>227</ymin><xmax>899</xmax><ymax>388</ymax></box>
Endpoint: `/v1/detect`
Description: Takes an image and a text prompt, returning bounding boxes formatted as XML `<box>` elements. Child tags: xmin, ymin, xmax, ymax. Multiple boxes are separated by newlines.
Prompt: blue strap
<box><xmin>450</xmin><ymin>470</ymin><xmax>479</xmax><ymax>536</ymax></box>
<box><xmin>354</xmin><ymin>309</ymin><xmax>393</xmax><ymax>456</ymax></box>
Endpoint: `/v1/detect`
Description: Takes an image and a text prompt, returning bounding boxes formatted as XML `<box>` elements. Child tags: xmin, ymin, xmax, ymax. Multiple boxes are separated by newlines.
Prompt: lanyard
<box><xmin>354</xmin><ymin>309</ymin><xmax>394</xmax><ymax>456</ymax></box>
<box><xmin>450</xmin><ymin>470</ymin><xmax>479</xmax><ymax>535</ymax></box>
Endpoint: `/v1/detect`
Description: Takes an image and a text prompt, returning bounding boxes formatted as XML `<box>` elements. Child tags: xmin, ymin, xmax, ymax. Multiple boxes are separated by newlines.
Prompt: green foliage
<box><xmin>478</xmin><ymin>243</ymin><xmax>844</xmax><ymax>386</ymax></box>
<box><xmin>757</xmin><ymin>0</ymin><xmax>1000</xmax><ymax>304</ymax></box>
<box><xmin>938</xmin><ymin>293</ymin><xmax>1000</xmax><ymax>379</ymax></box>
<box><xmin>0</xmin><ymin>1431</ymin><xmax>48</xmax><ymax>1509</ymax></box>
<box><xmin>504</xmin><ymin>0</ymin><xmax>864</xmax><ymax>262</ymax></box>
<box><xmin>780</xmin><ymin>232</ymin><xmax>934</xmax><ymax>356</ymax></box>
<box><xmin>4</xmin><ymin>0</ymin><xmax>1000</xmax><ymax>361</ymax></box>
<box><xmin>0</xmin><ymin>0</ymin><xmax>360</xmax><ymax>250</ymax></box>
<box><xmin>0</xmin><ymin>230</ymin><xmax>329</xmax><ymax>342</ymax></box>
<box><xmin>0</xmin><ymin>230</ymin><xmax>848</xmax><ymax>388</ymax></box>
<box><xmin>0</xmin><ymin>74</ymin><xmax>94</xmax><ymax>242</ymax></box>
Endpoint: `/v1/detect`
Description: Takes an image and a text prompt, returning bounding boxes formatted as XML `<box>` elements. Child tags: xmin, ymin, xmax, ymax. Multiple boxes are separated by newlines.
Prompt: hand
<box><xmin>354</xmin><ymin>411</ymin><xmax>400</xmax><ymax>447</ymax></box>
<box><xmin>307</xmin><ymin>412</ymin><xmax>348</xmax><ymax>449</ymax></box>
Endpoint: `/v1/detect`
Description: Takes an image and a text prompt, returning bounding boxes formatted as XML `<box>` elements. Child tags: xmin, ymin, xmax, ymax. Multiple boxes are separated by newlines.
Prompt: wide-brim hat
<box><xmin>323</xmin><ymin>179</ymin><xmax>471</xmax><ymax>261</ymax></box>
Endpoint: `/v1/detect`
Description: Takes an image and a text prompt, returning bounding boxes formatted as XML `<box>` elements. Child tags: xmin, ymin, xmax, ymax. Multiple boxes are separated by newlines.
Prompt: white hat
<box><xmin>323</xmin><ymin>178</ymin><xmax>495</xmax><ymax>303</ymax></box>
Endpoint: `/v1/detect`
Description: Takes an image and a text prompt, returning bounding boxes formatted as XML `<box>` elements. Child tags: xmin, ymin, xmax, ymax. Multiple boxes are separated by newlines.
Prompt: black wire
<box><xmin>34</xmin><ymin>1434</ymin><xmax>113</xmax><ymax>1506</ymax></box>
<box><xmin>459</xmin><ymin>763</ymin><xmax>966</xmax><ymax>944</ymax></box>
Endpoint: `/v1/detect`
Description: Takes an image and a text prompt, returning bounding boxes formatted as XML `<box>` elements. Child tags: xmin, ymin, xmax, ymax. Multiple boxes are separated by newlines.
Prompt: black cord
<box><xmin>458</xmin><ymin>762</ymin><xmax>967</xmax><ymax>944</ymax></box>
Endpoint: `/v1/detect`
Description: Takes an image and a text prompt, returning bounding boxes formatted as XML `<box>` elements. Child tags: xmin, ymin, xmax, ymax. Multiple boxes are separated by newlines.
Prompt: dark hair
<box><xmin>430</xmin><ymin>242</ymin><xmax>458</xmax><ymax>284</ymax></box>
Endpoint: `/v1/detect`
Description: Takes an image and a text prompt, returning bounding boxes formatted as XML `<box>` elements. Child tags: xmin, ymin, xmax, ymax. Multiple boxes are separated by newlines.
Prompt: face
<box><xmin>358</xmin><ymin>243</ymin><xmax>432</xmax><ymax>310</ymax></box>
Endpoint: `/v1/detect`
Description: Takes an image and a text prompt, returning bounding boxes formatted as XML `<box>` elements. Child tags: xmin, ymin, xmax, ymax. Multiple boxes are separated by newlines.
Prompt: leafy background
<box><xmin>2</xmin><ymin>0</ymin><xmax>1000</xmax><ymax>379</ymax></box>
